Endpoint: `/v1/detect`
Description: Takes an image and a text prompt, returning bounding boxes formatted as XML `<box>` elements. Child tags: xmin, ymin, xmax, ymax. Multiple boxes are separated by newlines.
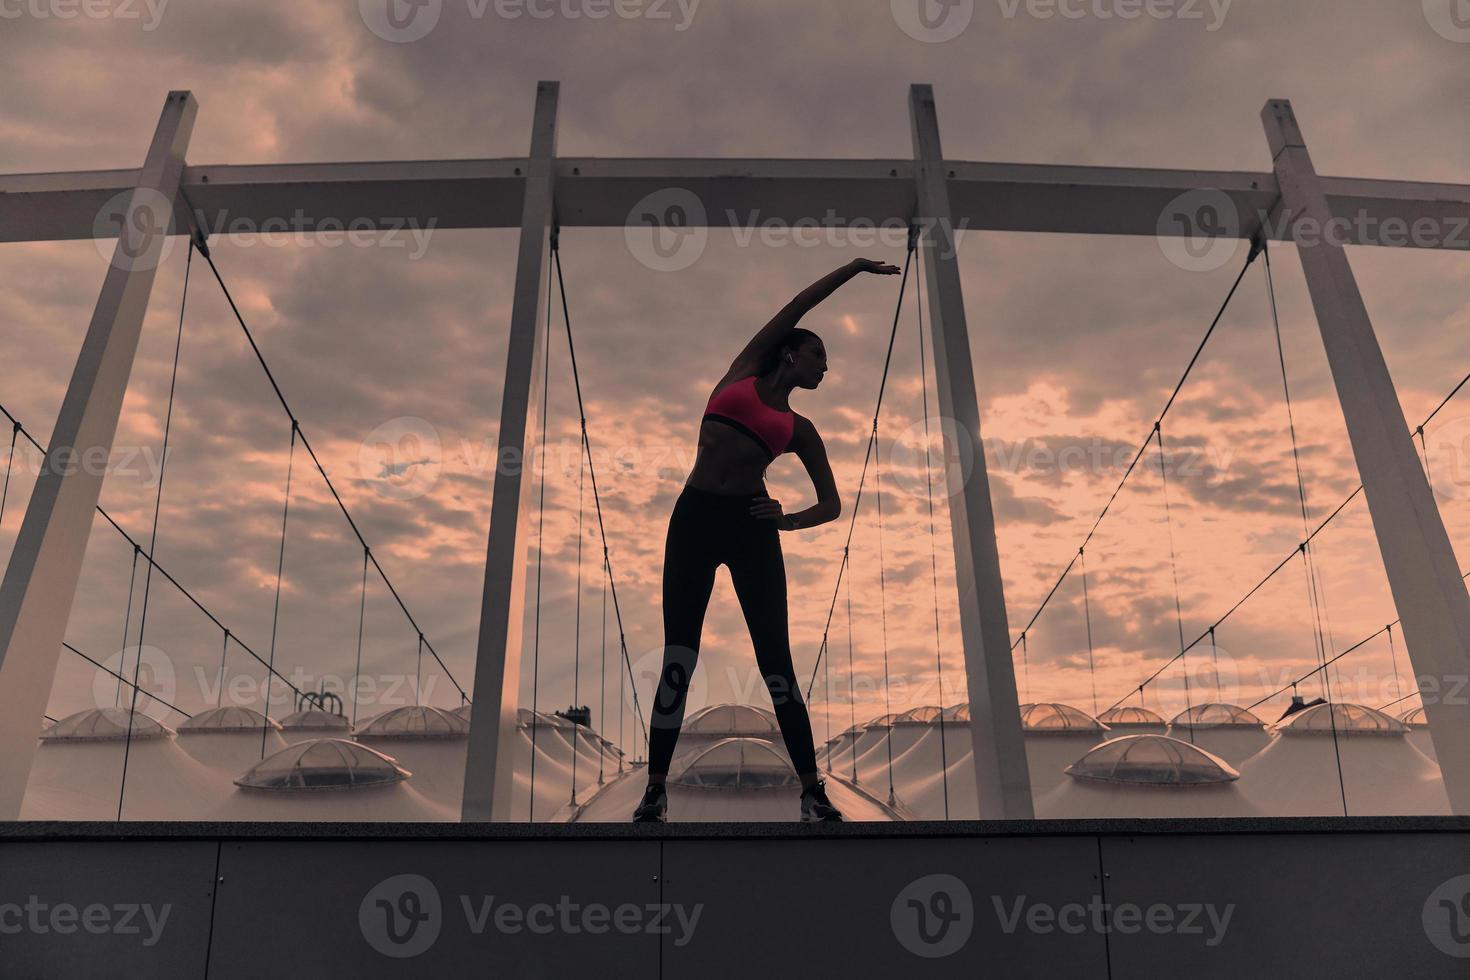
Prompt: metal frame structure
<box><xmin>1</xmin><ymin>83</ymin><xmax>1467</xmax><ymax>821</ymax></box>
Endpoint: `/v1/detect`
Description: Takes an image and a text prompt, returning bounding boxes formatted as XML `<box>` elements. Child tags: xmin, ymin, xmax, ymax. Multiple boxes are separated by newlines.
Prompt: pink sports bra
<box><xmin>703</xmin><ymin>376</ymin><xmax>795</xmax><ymax>459</ymax></box>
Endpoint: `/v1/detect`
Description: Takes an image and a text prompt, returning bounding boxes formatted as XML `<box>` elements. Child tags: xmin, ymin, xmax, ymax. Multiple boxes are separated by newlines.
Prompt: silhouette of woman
<box><xmin>633</xmin><ymin>257</ymin><xmax>902</xmax><ymax>823</ymax></box>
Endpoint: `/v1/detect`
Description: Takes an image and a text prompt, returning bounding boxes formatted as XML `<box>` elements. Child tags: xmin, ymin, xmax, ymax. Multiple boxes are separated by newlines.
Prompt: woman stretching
<box><xmin>633</xmin><ymin>257</ymin><xmax>902</xmax><ymax>823</ymax></box>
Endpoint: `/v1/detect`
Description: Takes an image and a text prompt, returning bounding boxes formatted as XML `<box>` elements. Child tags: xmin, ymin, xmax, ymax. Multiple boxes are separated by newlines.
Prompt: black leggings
<box><xmin>647</xmin><ymin>484</ymin><xmax>819</xmax><ymax>777</ymax></box>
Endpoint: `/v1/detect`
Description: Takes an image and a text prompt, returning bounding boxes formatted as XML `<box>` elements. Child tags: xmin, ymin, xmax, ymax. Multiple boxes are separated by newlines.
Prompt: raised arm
<box><xmin>724</xmin><ymin>257</ymin><xmax>901</xmax><ymax>379</ymax></box>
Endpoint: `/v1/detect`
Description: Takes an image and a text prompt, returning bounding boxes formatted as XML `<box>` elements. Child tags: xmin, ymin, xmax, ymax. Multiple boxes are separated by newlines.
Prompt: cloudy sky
<box><xmin>1</xmin><ymin>0</ymin><xmax>1467</xmax><ymax>763</ymax></box>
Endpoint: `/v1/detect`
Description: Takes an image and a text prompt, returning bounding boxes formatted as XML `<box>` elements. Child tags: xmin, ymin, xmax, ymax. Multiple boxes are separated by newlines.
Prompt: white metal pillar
<box><xmin>909</xmin><ymin>85</ymin><xmax>1034</xmax><ymax>819</ymax></box>
<box><xmin>462</xmin><ymin>81</ymin><xmax>559</xmax><ymax>822</ymax></box>
<box><xmin>1262</xmin><ymin>99</ymin><xmax>1470</xmax><ymax>813</ymax></box>
<box><xmin>0</xmin><ymin>91</ymin><xmax>197</xmax><ymax>819</ymax></box>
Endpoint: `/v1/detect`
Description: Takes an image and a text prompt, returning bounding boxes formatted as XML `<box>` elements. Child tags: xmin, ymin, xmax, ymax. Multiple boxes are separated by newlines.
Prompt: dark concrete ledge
<box><xmin>4</xmin><ymin>815</ymin><xmax>1469</xmax><ymax>843</ymax></box>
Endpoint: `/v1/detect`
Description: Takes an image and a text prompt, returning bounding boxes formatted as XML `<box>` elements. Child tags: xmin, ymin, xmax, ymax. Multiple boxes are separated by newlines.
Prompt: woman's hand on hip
<box><xmin>750</xmin><ymin>496</ymin><xmax>796</xmax><ymax>531</ymax></box>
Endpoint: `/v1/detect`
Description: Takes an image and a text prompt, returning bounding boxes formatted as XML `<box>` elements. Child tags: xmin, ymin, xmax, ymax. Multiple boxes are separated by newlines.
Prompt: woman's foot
<box><xmin>632</xmin><ymin>781</ymin><xmax>668</xmax><ymax>823</ymax></box>
<box><xmin>799</xmin><ymin>778</ymin><xmax>844</xmax><ymax>822</ymax></box>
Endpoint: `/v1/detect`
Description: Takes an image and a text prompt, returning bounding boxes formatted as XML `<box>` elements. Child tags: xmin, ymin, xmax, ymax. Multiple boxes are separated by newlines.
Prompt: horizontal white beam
<box><xmin>1</xmin><ymin>159</ymin><xmax>1466</xmax><ymax>248</ymax></box>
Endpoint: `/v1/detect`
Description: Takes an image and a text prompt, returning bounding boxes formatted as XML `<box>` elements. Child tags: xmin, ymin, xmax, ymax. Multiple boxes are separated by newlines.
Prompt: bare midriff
<box><xmin>685</xmin><ymin>420</ymin><xmax>776</xmax><ymax>495</ymax></box>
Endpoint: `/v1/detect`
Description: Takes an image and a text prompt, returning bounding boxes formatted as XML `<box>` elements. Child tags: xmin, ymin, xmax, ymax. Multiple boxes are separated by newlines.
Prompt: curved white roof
<box><xmin>235</xmin><ymin>738</ymin><xmax>411</xmax><ymax>791</ymax></box>
<box><xmin>516</xmin><ymin>708</ymin><xmax>575</xmax><ymax>729</ymax></box>
<box><xmin>451</xmin><ymin>704</ymin><xmax>472</xmax><ymax>723</ymax></box>
<box><xmin>40</xmin><ymin>707</ymin><xmax>174</xmax><ymax>742</ymax></box>
<box><xmin>941</xmin><ymin>703</ymin><xmax>970</xmax><ymax>722</ymax></box>
<box><xmin>894</xmin><ymin>706</ymin><xmax>944</xmax><ymax>725</ymax></box>
<box><xmin>671</xmin><ymin>737</ymin><xmax>799</xmax><ymax>790</ymax></box>
<box><xmin>865</xmin><ymin>713</ymin><xmax>900</xmax><ymax>729</ymax></box>
<box><xmin>1097</xmin><ymin>706</ymin><xmax>1165</xmax><ymax>726</ymax></box>
<box><xmin>1065</xmin><ymin>734</ymin><xmax>1239</xmax><ymax>785</ymax></box>
<box><xmin>1273</xmin><ymin>703</ymin><xmax>1410</xmax><ymax>735</ymax></box>
<box><xmin>1400</xmin><ymin>706</ymin><xmax>1427</xmax><ymax>727</ymax></box>
<box><xmin>685</xmin><ymin>703</ymin><xmax>779</xmax><ymax>736</ymax></box>
<box><xmin>1021</xmin><ymin>703</ymin><xmax>1107</xmax><ymax>734</ymax></box>
<box><xmin>178</xmin><ymin>706</ymin><xmax>281</xmax><ymax>734</ymax></box>
<box><xmin>1169</xmin><ymin>703</ymin><xmax>1264</xmax><ymax>729</ymax></box>
<box><xmin>355</xmin><ymin>705</ymin><xmax>469</xmax><ymax>740</ymax></box>
<box><xmin>279</xmin><ymin>707</ymin><xmax>352</xmax><ymax>732</ymax></box>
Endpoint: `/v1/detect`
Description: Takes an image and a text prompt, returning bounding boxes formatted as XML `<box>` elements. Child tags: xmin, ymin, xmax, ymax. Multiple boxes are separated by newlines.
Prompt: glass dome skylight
<box><xmin>1020</xmin><ymin>703</ymin><xmax>1107</xmax><ymax>734</ymax></box>
<box><xmin>1098</xmin><ymin>706</ymin><xmax>1165</xmax><ymax>726</ymax></box>
<box><xmin>1272</xmin><ymin>702</ymin><xmax>1410</xmax><ymax>735</ymax></box>
<box><xmin>894</xmin><ymin>706</ymin><xmax>944</xmax><ymax>725</ymax></box>
<box><xmin>1400</xmin><ymin>706</ymin><xmax>1427</xmax><ymax>727</ymax></box>
<box><xmin>671</xmin><ymin>737</ymin><xmax>799</xmax><ymax>790</ymax></box>
<box><xmin>177</xmin><ymin>706</ymin><xmax>281</xmax><ymax>734</ymax></box>
<box><xmin>354</xmin><ymin>705</ymin><xmax>469</xmax><ymax>740</ymax></box>
<box><xmin>685</xmin><ymin>703</ymin><xmax>779</xmax><ymax>736</ymax></box>
<box><xmin>279</xmin><ymin>707</ymin><xmax>352</xmax><ymax>732</ymax></box>
<box><xmin>40</xmin><ymin>707</ymin><xmax>174</xmax><ymax>742</ymax></box>
<box><xmin>1065</xmin><ymin>734</ymin><xmax>1240</xmax><ymax>785</ymax></box>
<box><xmin>1169</xmin><ymin>703</ymin><xmax>1264</xmax><ymax>729</ymax></box>
<box><xmin>941</xmin><ymin>703</ymin><xmax>970</xmax><ymax>722</ymax></box>
<box><xmin>235</xmin><ymin>738</ymin><xmax>411</xmax><ymax>791</ymax></box>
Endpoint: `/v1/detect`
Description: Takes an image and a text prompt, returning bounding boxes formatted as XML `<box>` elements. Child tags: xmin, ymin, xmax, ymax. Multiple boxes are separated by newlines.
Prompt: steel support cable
<box><xmin>114</xmin><ymin>545</ymin><xmax>141</xmax><ymax>707</ymax></box>
<box><xmin>0</xmin><ymin>419</ymin><xmax>17</xmax><ymax>528</ymax></box>
<box><xmin>914</xmin><ymin>242</ymin><xmax>950</xmax><ymax>819</ymax></box>
<box><xmin>65</xmin><ymin>640</ymin><xmax>191</xmax><ymax>719</ymax></box>
<box><xmin>118</xmin><ymin>241</ymin><xmax>194</xmax><ymax>820</ymax></box>
<box><xmin>1010</xmin><ymin>250</ymin><xmax>1258</xmax><ymax>651</ymax></box>
<box><xmin>258</xmin><ymin>423</ymin><xmax>297</xmax><ymax>762</ymax></box>
<box><xmin>351</xmin><ymin>547</ymin><xmax>369</xmax><ymax>726</ymax></box>
<box><xmin>570</xmin><ymin>431</ymin><xmax>584</xmax><ymax>806</ymax></box>
<box><xmin>1154</xmin><ymin>424</ymin><xmax>1194</xmax><ymax>741</ymax></box>
<box><xmin>0</xmin><ymin>398</ymin><xmax>305</xmax><ymax>703</ymax></box>
<box><xmin>846</xmin><ymin>568</ymin><xmax>858</xmax><ymax>783</ymax></box>
<box><xmin>803</xmin><ymin>233</ymin><xmax>917</xmax><ymax>699</ymax></box>
<box><xmin>527</xmin><ymin>254</ymin><xmax>553</xmax><ymax>821</ymax></box>
<box><xmin>196</xmin><ymin>249</ymin><xmax>467</xmax><ymax>703</ymax></box>
<box><xmin>875</xmin><ymin>419</ymin><xmax>897</xmax><ymax>806</ymax></box>
<box><xmin>599</xmin><ymin>553</ymin><xmax>608</xmax><ymax>784</ymax></box>
<box><xmin>1080</xmin><ymin>547</ymin><xmax>1099</xmax><ymax>717</ymax></box>
<box><xmin>550</xmin><ymin>238</ymin><xmax>648</xmax><ymax>754</ymax></box>
<box><xmin>1261</xmin><ymin>240</ymin><xmax>1346</xmax><ymax>813</ymax></box>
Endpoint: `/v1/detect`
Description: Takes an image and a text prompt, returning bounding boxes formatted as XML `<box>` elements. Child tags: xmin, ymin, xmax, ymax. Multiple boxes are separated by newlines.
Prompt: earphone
<box><xmin>786</xmin><ymin>353</ymin><xmax>795</xmax><ymax>364</ymax></box>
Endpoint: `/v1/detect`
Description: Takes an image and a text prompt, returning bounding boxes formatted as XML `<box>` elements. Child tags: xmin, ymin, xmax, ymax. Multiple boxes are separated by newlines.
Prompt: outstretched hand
<box><xmin>851</xmin><ymin>257</ymin><xmax>902</xmax><ymax>276</ymax></box>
